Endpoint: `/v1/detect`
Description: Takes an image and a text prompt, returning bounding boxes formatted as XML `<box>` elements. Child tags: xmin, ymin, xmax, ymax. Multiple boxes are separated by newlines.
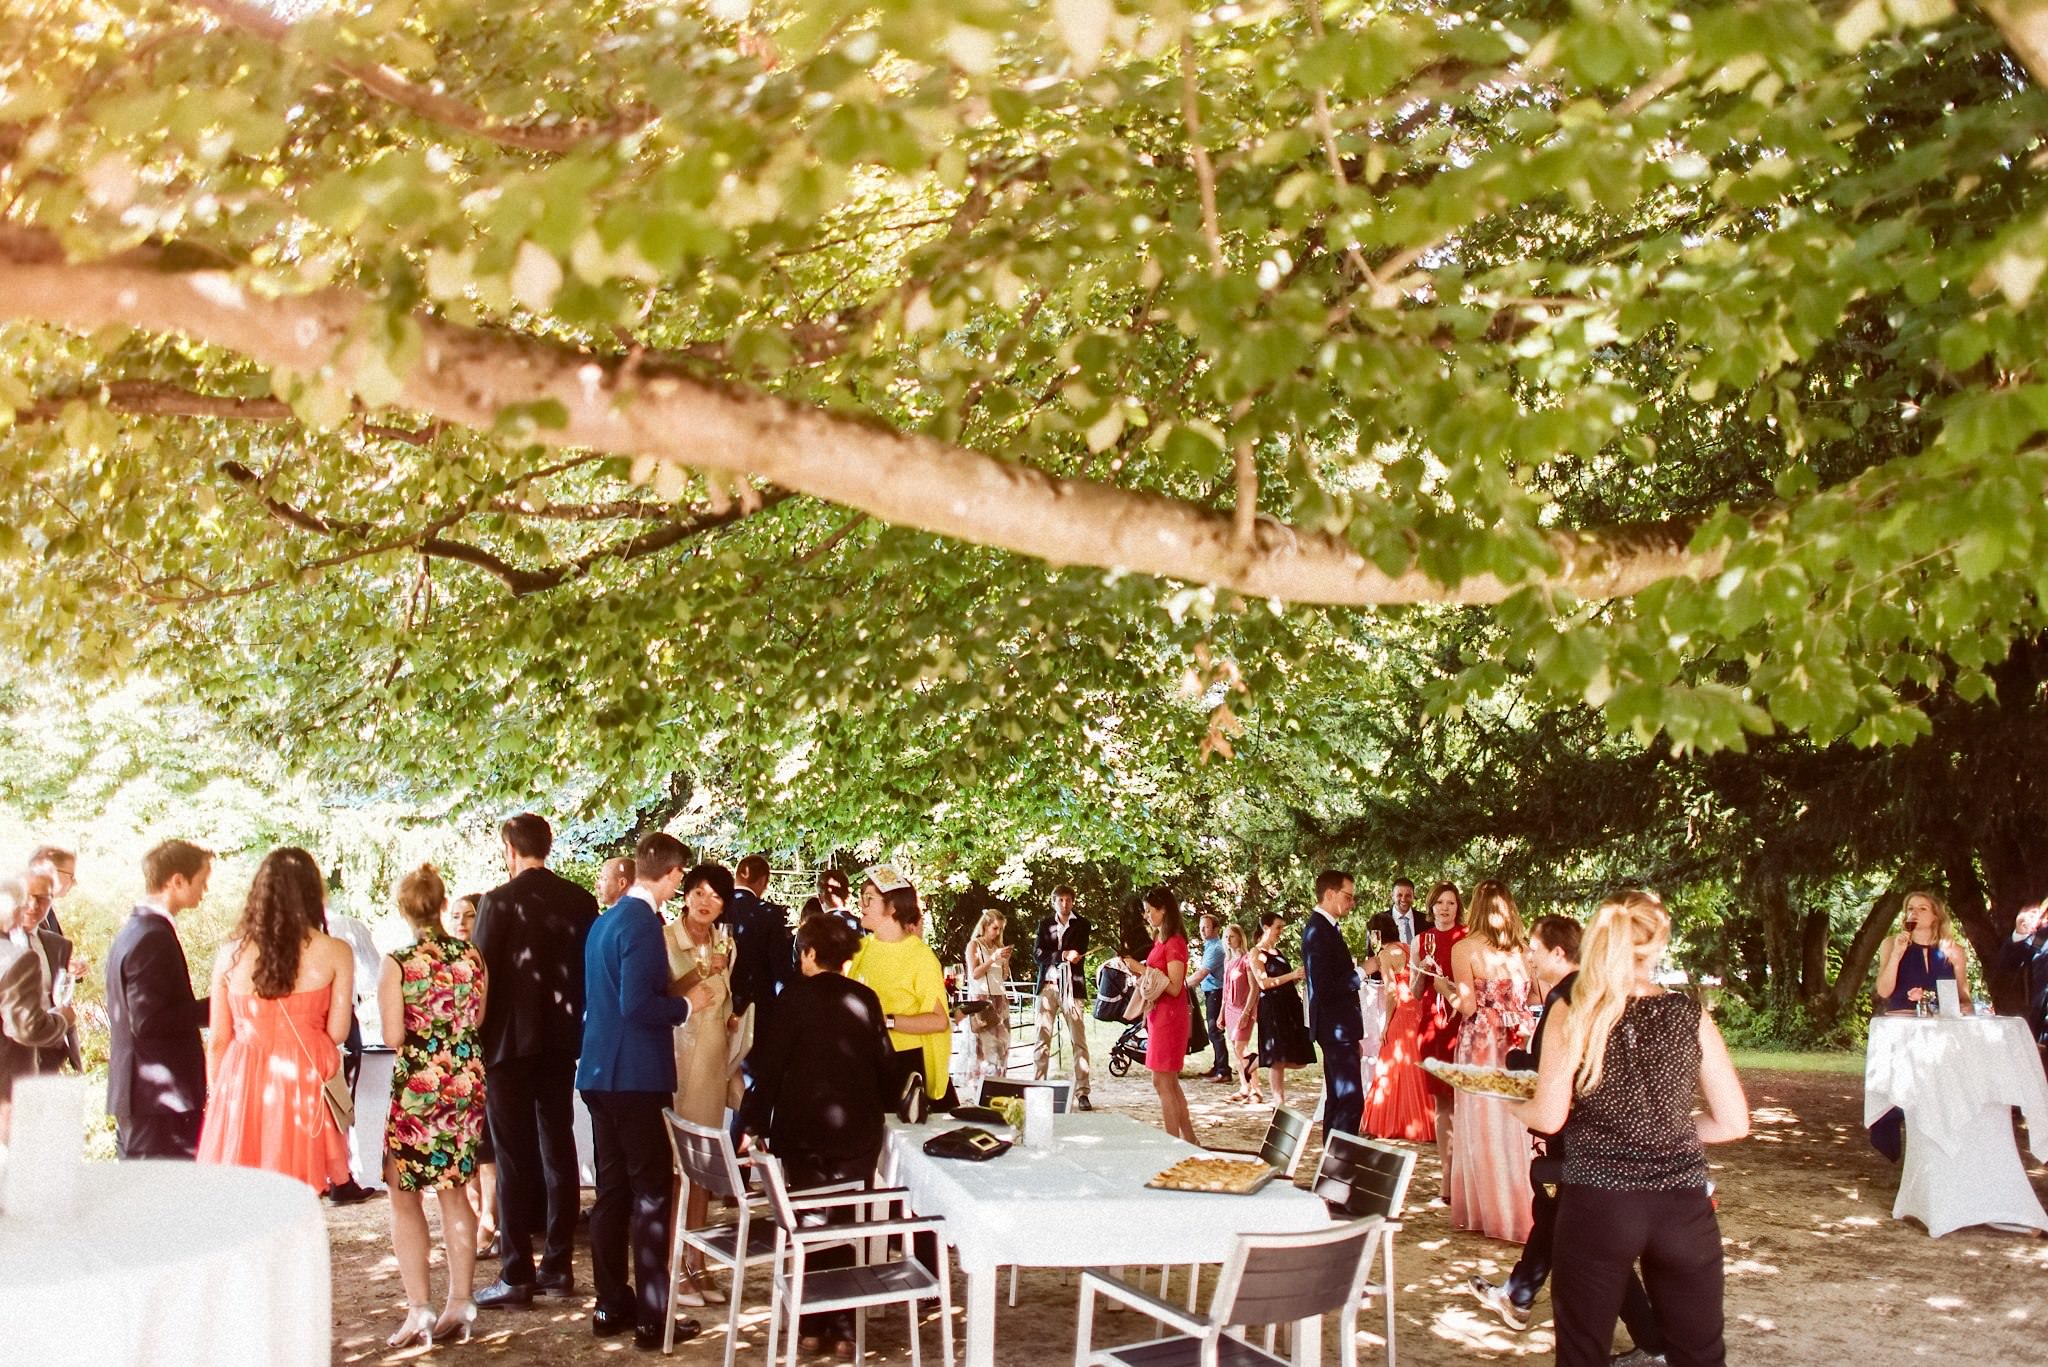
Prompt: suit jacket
<box><xmin>1034</xmin><ymin>914</ymin><xmax>1092</xmax><ymax>999</ymax></box>
<box><xmin>1</xmin><ymin>934</ymin><xmax>69</xmax><ymax>1103</ymax></box>
<box><xmin>1998</xmin><ymin>930</ymin><xmax>2048</xmax><ymax>1044</ymax></box>
<box><xmin>741</xmin><ymin>970</ymin><xmax>895</xmax><ymax>1167</ymax></box>
<box><xmin>576</xmin><ymin>894</ymin><xmax>693</xmax><ymax>1094</ymax></box>
<box><xmin>721</xmin><ymin>888</ymin><xmax>793</xmax><ymax>1020</ymax></box>
<box><xmin>474</xmin><ymin>866</ymin><xmax>599</xmax><ymax>1066</ymax></box>
<box><xmin>1301</xmin><ymin>911</ymin><xmax>1364</xmax><ymax>1040</ymax></box>
<box><xmin>104</xmin><ymin>909</ymin><xmax>209</xmax><ymax>1118</ymax></box>
<box><xmin>31</xmin><ymin>928</ymin><xmax>81</xmax><ymax>1072</ymax></box>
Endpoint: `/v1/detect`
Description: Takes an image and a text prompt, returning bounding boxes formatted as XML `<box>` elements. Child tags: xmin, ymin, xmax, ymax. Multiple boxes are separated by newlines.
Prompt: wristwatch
<box><xmin>886</xmin><ymin>1014</ymin><xmax>897</xmax><ymax>1030</ymax></box>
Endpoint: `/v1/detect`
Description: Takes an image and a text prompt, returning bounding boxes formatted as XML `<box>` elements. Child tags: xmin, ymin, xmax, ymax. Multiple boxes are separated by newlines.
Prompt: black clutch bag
<box><xmin>922</xmin><ymin>1126</ymin><xmax>1012</xmax><ymax>1162</ymax></box>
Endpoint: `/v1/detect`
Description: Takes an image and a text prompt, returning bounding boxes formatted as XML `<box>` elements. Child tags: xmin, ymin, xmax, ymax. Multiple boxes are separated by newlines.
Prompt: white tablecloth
<box><xmin>352</xmin><ymin>1050</ymin><xmax>597</xmax><ymax>1188</ymax></box>
<box><xmin>0</xmin><ymin>1162</ymin><xmax>329</xmax><ymax>1367</ymax></box>
<box><xmin>883</xmin><ymin>1112</ymin><xmax>1330</xmax><ymax>1367</ymax></box>
<box><xmin>1864</xmin><ymin>1014</ymin><xmax>2048</xmax><ymax>1236</ymax></box>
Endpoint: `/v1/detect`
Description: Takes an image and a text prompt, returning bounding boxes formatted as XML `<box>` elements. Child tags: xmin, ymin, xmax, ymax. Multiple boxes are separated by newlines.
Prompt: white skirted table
<box><xmin>0</xmin><ymin>1161</ymin><xmax>330</xmax><ymax>1367</ymax></box>
<box><xmin>882</xmin><ymin>1111</ymin><xmax>1330</xmax><ymax>1367</ymax></box>
<box><xmin>1863</xmin><ymin>1014</ymin><xmax>2048</xmax><ymax>1237</ymax></box>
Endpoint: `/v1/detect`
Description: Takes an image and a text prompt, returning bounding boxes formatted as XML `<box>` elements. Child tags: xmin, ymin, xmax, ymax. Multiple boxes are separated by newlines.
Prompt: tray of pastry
<box><xmin>1145</xmin><ymin>1155</ymin><xmax>1280</xmax><ymax>1195</ymax></box>
<box><xmin>1423</xmin><ymin>1059</ymin><xmax>1538</xmax><ymax>1100</ymax></box>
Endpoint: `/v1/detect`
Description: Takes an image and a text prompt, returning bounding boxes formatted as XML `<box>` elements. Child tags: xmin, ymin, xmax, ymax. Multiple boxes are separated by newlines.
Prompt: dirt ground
<box><xmin>329</xmin><ymin>1063</ymin><xmax>2048</xmax><ymax>1366</ymax></box>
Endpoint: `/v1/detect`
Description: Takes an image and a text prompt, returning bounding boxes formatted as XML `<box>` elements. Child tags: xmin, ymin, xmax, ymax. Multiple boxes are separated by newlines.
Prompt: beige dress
<box><xmin>965</xmin><ymin>938</ymin><xmax>1011</xmax><ymax>1082</ymax></box>
<box><xmin>663</xmin><ymin>924</ymin><xmax>735</xmax><ymax>1126</ymax></box>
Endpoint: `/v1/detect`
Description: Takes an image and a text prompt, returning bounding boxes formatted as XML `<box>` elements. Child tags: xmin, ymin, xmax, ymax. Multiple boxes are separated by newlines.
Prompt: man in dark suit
<box><xmin>724</xmin><ymin>854</ymin><xmax>793</xmax><ymax>1028</ymax></box>
<box><xmin>103</xmin><ymin>839</ymin><xmax>213</xmax><ymax>1159</ymax></box>
<box><xmin>1472</xmin><ymin>915</ymin><xmax>1663</xmax><ymax>1352</ymax></box>
<box><xmin>1301</xmin><ymin>869</ymin><xmax>1364</xmax><ymax>1143</ymax></box>
<box><xmin>1999</xmin><ymin>902</ymin><xmax>2048</xmax><ymax>1070</ymax></box>
<box><xmin>474</xmin><ymin>813</ymin><xmax>600</xmax><ymax>1309</ymax></box>
<box><xmin>26</xmin><ymin>849</ymin><xmax>83</xmax><ymax>1071</ymax></box>
<box><xmin>579</xmin><ymin>832</ymin><xmax>711</xmax><ymax>1350</ymax></box>
<box><xmin>1032</xmin><ymin>886</ymin><xmax>1093</xmax><ymax>1109</ymax></box>
<box><xmin>3</xmin><ymin>874</ymin><xmax>74</xmax><ymax>1121</ymax></box>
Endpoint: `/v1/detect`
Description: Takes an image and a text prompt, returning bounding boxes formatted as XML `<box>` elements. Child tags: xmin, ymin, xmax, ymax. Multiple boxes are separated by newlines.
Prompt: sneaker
<box><xmin>1469</xmin><ymin>1276</ymin><xmax>1530</xmax><ymax>1332</ymax></box>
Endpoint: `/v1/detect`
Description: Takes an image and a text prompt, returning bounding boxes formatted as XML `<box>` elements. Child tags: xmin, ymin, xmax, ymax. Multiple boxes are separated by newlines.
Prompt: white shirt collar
<box><xmin>625</xmin><ymin>883</ymin><xmax>668</xmax><ymax>911</ymax></box>
<box><xmin>137</xmin><ymin>899</ymin><xmax>174</xmax><ymax>922</ymax></box>
<box><xmin>1315</xmin><ymin>906</ymin><xmax>1341</xmax><ymax>926</ymax></box>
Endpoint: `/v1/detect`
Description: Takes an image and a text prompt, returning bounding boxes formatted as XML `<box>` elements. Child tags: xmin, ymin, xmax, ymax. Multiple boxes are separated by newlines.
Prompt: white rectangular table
<box><xmin>882</xmin><ymin>1112</ymin><xmax>1330</xmax><ymax>1367</ymax></box>
<box><xmin>1863</xmin><ymin>1014</ymin><xmax>2048</xmax><ymax>1236</ymax></box>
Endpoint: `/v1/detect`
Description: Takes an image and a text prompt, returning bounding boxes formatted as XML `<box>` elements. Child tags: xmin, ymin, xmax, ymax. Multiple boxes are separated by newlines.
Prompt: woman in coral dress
<box><xmin>381</xmin><ymin>864</ymin><xmax>488</xmax><ymax>1347</ymax></box>
<box><xmin>1414</xmin><ymin>881</ymin><xmax>1468</xmax><ymax>1194</ymax></box>
<box><xmin>1362</xmin><ymin>943</ymin><xmax>1436</xmax><ymax>1142</ymax></box>
<box><xmin>1449</xmin><ymin>881</ymin><xmax>1536</xmax><ymax>1242</ymax></box>
<box><xmin>198</xmin><ymin>847</ymin><xmax>354</xmax><ymax>1195</ymax></box>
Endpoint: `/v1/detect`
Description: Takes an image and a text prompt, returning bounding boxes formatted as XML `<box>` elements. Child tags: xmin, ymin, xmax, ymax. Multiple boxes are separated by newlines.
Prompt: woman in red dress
<box><xmin>1414</xmin><ymin>881</ymin><xmax>1468</xmax><ymax>1197</ymax></box>
<box><xmin>1362</xmin><ymin>942</ymin><xmax>1435</xmax><ymax>1141</ymax></box>
<box><xmin>1127</xmin><ymin>885</ymin><xmax>1195</xmax><ymax>1143</ymax></box>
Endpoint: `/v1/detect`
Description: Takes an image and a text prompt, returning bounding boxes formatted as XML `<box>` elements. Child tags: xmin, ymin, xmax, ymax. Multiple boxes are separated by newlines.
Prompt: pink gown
<box><xmin>1448</xmin><ymin>977</ymin><xmax>1536</xmax><ymax>1242</ymax></box>
<box><xmin>197</xmin><ymin>987</ymin><xmax>351</xmax><ymax>1192</ymax></box>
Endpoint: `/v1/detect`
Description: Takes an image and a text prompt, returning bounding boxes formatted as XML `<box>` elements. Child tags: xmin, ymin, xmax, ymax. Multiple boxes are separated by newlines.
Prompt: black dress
<box><xmin>1255</xmin><ymin>949</ymin><xmax>1315</xmax><ymax>1067</ymax></box>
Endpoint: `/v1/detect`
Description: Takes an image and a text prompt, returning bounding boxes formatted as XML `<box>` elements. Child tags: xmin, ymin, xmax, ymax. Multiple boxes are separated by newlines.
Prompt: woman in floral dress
<box><xmin>378</xmin><ymin>863</ymin><xmax>488</xmax><ymax>1348</ymax></box>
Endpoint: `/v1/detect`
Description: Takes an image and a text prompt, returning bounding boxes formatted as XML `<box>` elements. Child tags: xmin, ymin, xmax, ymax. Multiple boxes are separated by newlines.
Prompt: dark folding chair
<box><xmin>1075</xmin><ymin>1220</ymin><xmax>1387</xmax><ymax>1367</ymax></box>
<box><xmin>1309</xmin><ymin>1132</ymin><xmax>1418</xmax><ymax>1365</ymax></box>
<box><xmin>1160</xmin><ymin>1107</ymin><xmax>1317</xmax><ymax>1306</ymax></box>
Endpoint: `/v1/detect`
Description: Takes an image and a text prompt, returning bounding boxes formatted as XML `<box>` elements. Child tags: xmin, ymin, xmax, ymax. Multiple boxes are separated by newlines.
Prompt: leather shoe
<box><xmin>1075</xmin><ymin>1095</ymin><xmax>1093</xmax><ymax>1111</ymax></box>
<box><xmin>475</xmin><ymin>1278</ymin><xmax>534</xmax><ymax>1309</ymax></box>
<box><xmin>634</xmin><ymin>1317</ymin><xmax>701</xmax><ymax>1351</ymax></box>
<box><xmin>591</xmin><ymin>1307</ymin><xmax>635</xmax><ymax>1338</ymax></box>
<box><xmin>535</xmin><ymin>1275</ymin><xmax>577</xmax><ymax>1300</ymax></box>
<box><xmin>324</xmin><ymin>1179</ymin><xmax>376</xmax><ymax>1205</ymax></box>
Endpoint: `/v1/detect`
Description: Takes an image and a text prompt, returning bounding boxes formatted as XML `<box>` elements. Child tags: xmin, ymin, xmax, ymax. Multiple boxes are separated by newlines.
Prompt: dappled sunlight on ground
<box><xmin>324</xmin><ymin>1056</ymin><xmax>2048</xmax><ymax>1364</ymax></box>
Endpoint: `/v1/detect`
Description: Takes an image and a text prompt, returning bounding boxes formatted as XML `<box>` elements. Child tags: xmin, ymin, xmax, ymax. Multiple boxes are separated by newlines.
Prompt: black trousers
<box><xmin>487</xmin><ymin>1051</ymin><xmax>581</xmax><ymax>1286</ymax></box>
<box><xmin>584</xmin><ymin>1089</ymin><xmax>674</xmax><ymax>1329</ymax></box>
<box><xmin>1202</xmin><ymin>991</ymin><xmax>1228</xmax><ymax>1075</ymax></box>
<box><xmin>1554</xmin><ymin>1184</ymin><xmax>1723</xmax><ymax>1367</ymax></box>
<box><xmin>116</xmin><ymin>1112</ymin><xmax>201</xmax><ymax>1160</ymax></box>
<box><xmin>343</xmin><ymin>1014</ymin><xmax>363</xmax><ymax>1094</ymax></box>
<box><xmin>1506</xmin><ymin>1164</ymin><xmax>1662</xmax><ymax>1352</ymax></box>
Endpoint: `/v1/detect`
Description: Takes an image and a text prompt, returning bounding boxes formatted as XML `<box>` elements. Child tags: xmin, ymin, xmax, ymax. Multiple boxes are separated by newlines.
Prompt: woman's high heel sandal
<box><xmin>387</xmin><ymin>1304</ymin><xmax>436</xmax><ymax>1349</ymax></box>
<box><xmin>432</xmin><ymin>1298</ymin><xmax>478</xmax><ymax>1344</ymax></box>
<box><xmin>686</xmin><ymin>1269</ymin><xmax>726</xmax><ymax>1305</ymax></box>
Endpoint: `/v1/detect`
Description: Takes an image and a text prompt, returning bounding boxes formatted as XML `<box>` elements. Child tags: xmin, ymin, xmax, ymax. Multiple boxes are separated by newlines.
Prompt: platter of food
<box><xmin>1145</xmin><ymin>1155</ymin><xmax>1279</xmax><ymax>1195</ymax></box>
<box><xmin>1423</xmin><ymin>1059</ymin><xmax>1538</xmax><ymax>1100</ymax></box>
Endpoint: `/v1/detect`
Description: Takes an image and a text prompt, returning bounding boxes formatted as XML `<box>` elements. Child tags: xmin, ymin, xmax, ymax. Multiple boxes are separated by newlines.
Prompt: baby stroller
<box><xmin>1094</xmin><ymin>960</ymin><xmax>1149</xmax><ymax>1078</ymax></box>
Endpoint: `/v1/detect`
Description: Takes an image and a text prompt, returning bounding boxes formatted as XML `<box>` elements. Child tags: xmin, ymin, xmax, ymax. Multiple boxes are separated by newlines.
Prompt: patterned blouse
<box><xmin>385</xmin><ymin>932</ymin><xmax>487</xmax><ymax>1192</ymax></box>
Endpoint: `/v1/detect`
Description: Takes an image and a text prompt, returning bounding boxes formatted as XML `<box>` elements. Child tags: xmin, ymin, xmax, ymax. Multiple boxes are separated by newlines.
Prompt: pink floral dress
<box><xmin>385</xmin><ymin>933</ymin><xmax>486</xmax><ymax>1191</ymax></box>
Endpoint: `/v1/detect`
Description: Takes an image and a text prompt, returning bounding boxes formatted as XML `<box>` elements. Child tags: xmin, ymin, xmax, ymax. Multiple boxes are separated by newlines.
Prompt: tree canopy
<box><xmin>4</xmin><ymin>0</ymin><xmax>2048</xmax><ymax>902</ymax></box>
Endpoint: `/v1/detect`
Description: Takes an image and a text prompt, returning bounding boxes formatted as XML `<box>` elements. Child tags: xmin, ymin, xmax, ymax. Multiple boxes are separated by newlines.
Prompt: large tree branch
<box><xmin>1983</xmin><ymin>1</ymin><xmax>2048</xmax><ymax>86</ymax></box>
<box><xmin>0</xmin><ymin>226</ymin><xmax>1724</xmax><ymax>607</ymax></box>
<box><xmin>188</xmin><ymin>0</ymin><xmax>652</xmax><ymax>154</ymax></box>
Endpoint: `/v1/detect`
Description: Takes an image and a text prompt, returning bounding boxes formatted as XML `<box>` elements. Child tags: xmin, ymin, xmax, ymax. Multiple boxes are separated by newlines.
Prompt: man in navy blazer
<box><xmin>1999</xmin><ymin>903</ymin><xmax>2048</xmax><ymax>1069</ymax></box>
<box><xmin>578</xmin><ymin>832</ymin><xmax>714</xmax><ymax>1349</ymax></box>
<box><xmin>1301</xmin><ymin>869</ymin><xmax>1364</xmax><ymax>1142</ymax></box>
<box><xmin>103</xmin><ymin>840</ymin><xmax>213</xmax><ymax>1159</ymax></box>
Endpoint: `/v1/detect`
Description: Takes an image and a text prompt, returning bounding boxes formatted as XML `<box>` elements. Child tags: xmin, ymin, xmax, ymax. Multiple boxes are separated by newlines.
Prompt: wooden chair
<box><xmin>661</xmin><ymin>1111</ymin><xmax>782</xmax><ymax>1362</ymax></box>
<box><xmin>754</xmin><ymin>1151</ymin><xmax>955</xmax><ymax>1367</ymax></box>
<box><xmin>1074</xmin><ymin>1220</ymin><xmax>1388</xmax><ymax>1367</ymax></box>
<box><xmin>1309</xmin><ymin>1132</ymin><xmax>1417</xmax><ymax>1366</ymax></box>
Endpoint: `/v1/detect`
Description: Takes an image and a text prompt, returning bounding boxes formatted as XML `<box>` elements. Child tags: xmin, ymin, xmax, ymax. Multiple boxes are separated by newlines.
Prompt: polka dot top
<box><xmin>1561</xmin><ymin>992</ymin><xmax>1710</xmax><ymax>1191</ymax></box>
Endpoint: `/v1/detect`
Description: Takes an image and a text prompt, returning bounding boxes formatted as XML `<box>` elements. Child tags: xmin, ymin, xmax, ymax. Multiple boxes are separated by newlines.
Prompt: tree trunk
<box><xmin>1827</xmin><ymin>887</ymin><xmax>1904</xmax><ymax>1020</ymax></box>
<box><xmin>1798</xmin><ymin>905</ymin><xmax>1830</xmax><ymax>1001</ymax></box>
<box><xmin>1753</xmin><ymin>870</ymin><xmax>1798</xmax><ymax>1004</ymax></box>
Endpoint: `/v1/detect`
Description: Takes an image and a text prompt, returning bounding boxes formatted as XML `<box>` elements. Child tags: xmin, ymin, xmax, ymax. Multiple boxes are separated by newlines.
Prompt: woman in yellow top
<box><xmin>848</xmin><ymin>865</ymin><xmax>951</xmax><ymax>1104</ymax></box>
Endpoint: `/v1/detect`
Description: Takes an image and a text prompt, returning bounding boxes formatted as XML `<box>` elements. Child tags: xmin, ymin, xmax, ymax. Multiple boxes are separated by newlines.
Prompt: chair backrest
<box><xmin>663</xmin><ymin>1109</ymin><xmax>746</xmax><ymax>1201</ymax></box>
<box><xmin>1209</xmin><ymin>1220</ymin><xmax>1382</xmax><ymax>1328</ymax></box>
<box><xmin>1312</xmin><ymin>1131</ymin><xmax>1417</xmax><ymax>1221</ymax></box>
<box><xmin>980</xmin><ymin>1078</ymin><xmax>1071</xmax><ymax>1112</ymax></box>
<box><xmin>749</xmin><ymin>1149</ymin><xmax>805</xmax><ymax>1232</ymax></box>
<box><xmin>1259</xmin><ymin>1106</ymin><xmax>1313</xmax><ymax>1177</ymax></box>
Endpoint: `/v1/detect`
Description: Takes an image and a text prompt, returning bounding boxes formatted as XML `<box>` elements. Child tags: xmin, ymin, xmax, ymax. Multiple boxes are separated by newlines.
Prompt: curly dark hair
<box><xmin>236</xmin><ymin>847</ymin><xmax>326</xmax><ymax>998</ymax></box>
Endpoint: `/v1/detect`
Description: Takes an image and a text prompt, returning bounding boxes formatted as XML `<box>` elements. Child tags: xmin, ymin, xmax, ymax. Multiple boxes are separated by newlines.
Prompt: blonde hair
<box><xmin>1223</xmin><ymin>923</ymin><xmax>1248</xmax><ymax>954</ymax></box>
<box><xmin>1465</xmin><ymin>880</ymin><xmax>1529</xmax><ymax>951</ymax></box>
<box><xmin>973</xmin><ymin>909</ymin><xmax>1005</xmax><ymax>941</ymax></box>
<box><xmin>1562</xmin><ymin>890</ymin><xmax>1669</xmax><ymax>1096</ymax></box>
<box><xmin>396</xmin><ymin>863</ymin><xmax>448</xmax><ymax>934</ymax></box>
<box><xmin>1902</xmin><ymin>889</ymin><xmax>1952</xmax><ymax>941</ymax></box>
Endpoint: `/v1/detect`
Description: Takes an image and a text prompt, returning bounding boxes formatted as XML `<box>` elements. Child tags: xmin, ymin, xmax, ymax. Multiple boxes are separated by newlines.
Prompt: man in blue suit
<box><xmin>1999</xmin><ymin>903</ymin><xmax>2048</xmax><ymax>1071</ymax></box>
<box><xmin>578</xmin><ymin>832</ymin><xmax>714</xmax><ymax>1350</ymax></box>
<box><xmin>1301</xmin><ymin>869</ymin><xmax>1364</xmax><ymax>1143</ymax></box>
